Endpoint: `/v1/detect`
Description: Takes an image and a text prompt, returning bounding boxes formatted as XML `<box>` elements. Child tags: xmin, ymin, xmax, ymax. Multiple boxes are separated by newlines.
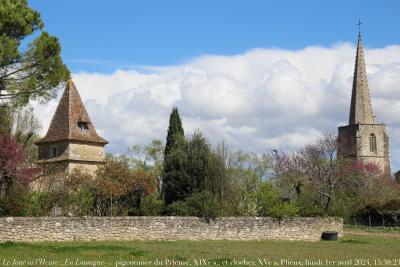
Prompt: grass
<box><xmin>345</xmin><ymin>224</ymin><xmax>400</xmax><ymax>232</ymax></box>
<box><xmin>0</xmin><ymin>235</ymin><xmax>399</xmax><ymax>267</ymax></box>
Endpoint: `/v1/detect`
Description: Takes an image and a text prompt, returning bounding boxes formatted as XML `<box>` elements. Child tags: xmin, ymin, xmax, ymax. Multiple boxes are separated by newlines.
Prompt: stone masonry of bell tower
<box><xmin>337</xmin><ymin>32</ymin><xmax>390</xmax><ymax>176</ymax></box>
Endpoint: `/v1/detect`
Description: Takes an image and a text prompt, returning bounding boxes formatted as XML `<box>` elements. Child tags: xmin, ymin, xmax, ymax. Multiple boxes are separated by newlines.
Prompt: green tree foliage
<box><xmin>268</xmin><ymin>202</ymin><xmax>300</xmax><ymax>220</ymax></box>
<box><xmin>0</xmin><ymin>1</ymin><xmax>66</xmax><ymax>200</ymax></box>
<box><xmin>22</xmin><ymin>191</ymin><xmax>50</xmax><ymax>216</ymax></box>
<box><xmin>138</xmin><ymin>195</ymin><xmax>164</xmax><ymax>216</ymax></box>
<box><xmin>256</xmin><ymin>182</ymin><xmax>281</xmax><ymax>216</ymax></box>
<box><xmin>164</xmin><ymin>191</ymin><xmax>219</xmax><ymax>219</ymax></box>
<box><xmin>209</xmin><ymin>147</ymin><xmax>271</xmax><ymax>216</ymax></box>
<box><xmin>205</xmin><ymin>148</ymin><xmax>227</xmax><ymax>203</ymax></box>
<box><xmin>375</xmin><ymin>196</ymin><xmax>400</xmax><ymax>226</ymax></box>
<box><xmin>344</xmin><ymin>164</ymin><xmax>399</xmax><ymax>226</ymax></box>
<box><xmin>0</xmin><ymin>181</ymin><xmax>27</xmax><ymax>215</ymax></box>
<box><xmin>22</xmin><ymin>158</ymin><xmax>159</xmax><ymax>217</ymax></box>
<box><xmin>162</xmin><ymin>140</ymin><xmax>190</xmax><ymax>204</ymax></box>
<box><xmin>31</xmin><ymin>169</ymin><xmax>95</xmax><ymax>216</ymax></box>
<box><xmin>185</xmin><ymin>190</ymin><xmax>219</xmax><ymax>219</ymax></box>
<box><xmin>186</xmin><ymin>131</ymin><xmax>211</xmax><ymax>192</ymax></box>
<box><xmin>395</xmin><ymin>172</ymin><xmax>400</xmax><ymax>184</ymax></box>
<box><xmin>62</xmin><ymin>170</ymin><xmax>94</xmax><ymax>216</ymax></box>
<box><xmin>0</xmin><ymin>0</ymin><xmax>70</xmax><ymax>107</ymax></box>
<box><xmin>256</xmin><ymin>181</ymin><xmax>299</xmax><ymax>219</ymax></box>
<box><xmin>164</xmin><ymin>107</ymin><xmax>184</xmax><ymax>157</ymax></box>
<box><xmin>165</xmin><ymin>200</ymin><xmax>191</xmax><ymax>216</ymax></box>
<box><xmin>128</xmin><ymin>139</ymin><xmax>164</xmax><ymax>194</ymax></box>
<box><xmin>93</xmin><ymin>156</ymin><xmax>157</xmax><ymax>216</ymax></box>
<box><xmin>162</xmin><ymin>107</ymin><xmax>190</xmax><ymax>204</ymax></box>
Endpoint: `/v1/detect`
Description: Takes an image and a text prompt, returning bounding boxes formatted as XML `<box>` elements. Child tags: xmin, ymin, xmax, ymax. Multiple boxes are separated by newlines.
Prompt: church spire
<box><xmin>349</xmin><ymin>29</ymin><xmax>375</xmax><ymax>124</ymax></box>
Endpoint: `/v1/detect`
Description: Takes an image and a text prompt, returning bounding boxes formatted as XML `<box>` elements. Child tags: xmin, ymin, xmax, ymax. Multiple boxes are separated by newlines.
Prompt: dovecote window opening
<box><xmin>51</xmin><ymin>146</ymin><xmax>57</xmax><ymax>157</ymax></box>
<box><xmin>369</xmin><ymin>133</ymin><xmax>377</xmax><ymax>153</ymax></box>
<box><xmin>78</xmin><ymin>121</ymin><xmax>89</xmax><ymax>132</ymax></box>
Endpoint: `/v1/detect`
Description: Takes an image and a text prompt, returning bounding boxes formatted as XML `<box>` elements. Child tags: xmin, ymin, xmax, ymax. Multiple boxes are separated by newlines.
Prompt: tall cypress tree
<box><xmin>162</xmin><ymin>107</ymin><xmax>190</xmax><ymax>204</ymax></box>
<box><xmin>164</xmin><ymin>107</ymin><xmax>184</xmax><ymax>158</ymax></box>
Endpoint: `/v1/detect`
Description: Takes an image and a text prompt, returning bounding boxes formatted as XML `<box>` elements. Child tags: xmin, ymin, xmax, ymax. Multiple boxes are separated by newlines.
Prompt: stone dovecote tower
<box><xmin>337</xmin><ymin>32</ymin><xmax>390</xmax><ymax>175</ymax></box>
<box><xmin>35</xmin><ymin>80</ymin><xmax>108</xmax><ymax>175</ymax></box>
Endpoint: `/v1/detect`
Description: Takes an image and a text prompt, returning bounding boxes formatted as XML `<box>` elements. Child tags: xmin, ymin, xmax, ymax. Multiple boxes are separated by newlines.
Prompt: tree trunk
<box><xmin>0</xmin><ymin>178</ymin><xmax>7</xmax><ymax>199</ymax></box>
<box><xmin>0</xmin><ymin>105</ymin><xmax>12</xmax><ymax>135</ymax></box>
<box><xmin>0</xmin><ymin>169</ymin><xmax>8</xmax><ymax>200</ymax></box>
<box><xmin>324</xmin><ymin>193</ymin><xmax>332</xmax><ymax>211</ymax></box>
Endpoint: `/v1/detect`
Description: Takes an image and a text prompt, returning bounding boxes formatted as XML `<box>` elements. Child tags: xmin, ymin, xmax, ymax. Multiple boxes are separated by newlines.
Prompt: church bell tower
<box><xmin>337</xmin><ymin>30</ymin><xmax>390</xmax><ymax>175</ymax></box>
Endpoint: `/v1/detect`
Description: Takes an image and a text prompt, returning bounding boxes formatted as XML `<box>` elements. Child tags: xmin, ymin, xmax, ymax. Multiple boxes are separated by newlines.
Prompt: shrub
<box><xmin>165</xmin><ymin>201</ymin><xmax>191</xmax><ymax>216</ymax></box>
<box><xmin>41</xmin><ymin>169</ymin><xmax>95</xmax><ymax>216</ymax></box>
<box><xmin>0</xmin><ymin>200</ymin><xmax>8</xmax><ymax>216</ymax></box>
<box><xmin>1</xmin><ymin>183</ymin><xmax>29</xmax><ymax>216</ymax></box>
<box><xmin>94</xmin><ymin>157</ymin><xmax>158</xmax><ymax>216</ymax></box>
<box><xmin>295</xmin><ymin>194</ymin><xmax>327</xmax><ymax>217</ymax></box>
<box><xmin>66</xmin><ymin>185</ymin><xmax>94</xmax><ymax>216</ymax></box>
<box><xmin>58</xmin><ymin>169</ymin><xmax>94</xmax><ymax>216</ymax></box>
<box><xmin>22</xmin><ymin>191</ymin><xmax>50</xmax><ymax>216</ymax></box>
<box><xmin>139</xmin><ymin>195</ymin><xmax>164</xmax><ymax>216</ymax></box>
<box><xmin>256</xmin><ymin>182</ymin><xmax>279</xmax><ymax>216</ymax></box>
<box><xmin>269</xmin><ymin>202</ymin><xmax>299</xmax><ymax>219</ymax></box>
<box><xmin>185</xmin><ymin>190</ymin><xmax>219</xmax><ymax>219</ymax></box>
<box><xmin>256</xmin><ymin>181</ymin><xmax>298</xmax><ymax>218</ymax></box>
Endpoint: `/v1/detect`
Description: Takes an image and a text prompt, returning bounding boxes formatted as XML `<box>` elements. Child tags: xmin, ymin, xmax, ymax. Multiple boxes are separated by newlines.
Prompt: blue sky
<box><xmin>30</xmin><ymin>0</ymin><xmax>400</xmax><ymax>73</ymax></box>
<box><xmin>30</xmin><ymin>1</ymin><xmax>400</xmax><ymax>171</ymax></box>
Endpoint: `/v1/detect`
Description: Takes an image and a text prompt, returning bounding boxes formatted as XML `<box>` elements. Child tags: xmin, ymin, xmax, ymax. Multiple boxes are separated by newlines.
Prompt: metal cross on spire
<box><xmin>357</xmin><ymin>19</ymin><xmax>363</xmax><ymax>35</ymax></box>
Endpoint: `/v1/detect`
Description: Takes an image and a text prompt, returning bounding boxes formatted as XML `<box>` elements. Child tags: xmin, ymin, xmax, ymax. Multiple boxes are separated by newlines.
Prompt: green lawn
<box><xmin>345</xmin><ymin>224</ymin><xmax>400</xmax><ymax>233</ymax></box>
<box><xmin>0</xmin><ymin>235</ymin><xmax>399</xmax><ymax>267</ymax></box>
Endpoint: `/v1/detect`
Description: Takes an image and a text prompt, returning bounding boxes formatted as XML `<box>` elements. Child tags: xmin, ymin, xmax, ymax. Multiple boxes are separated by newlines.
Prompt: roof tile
<box><xmin>36</xmin><ymin>80</ymin><xmax>108</xmax><ymax>145</ymax></box>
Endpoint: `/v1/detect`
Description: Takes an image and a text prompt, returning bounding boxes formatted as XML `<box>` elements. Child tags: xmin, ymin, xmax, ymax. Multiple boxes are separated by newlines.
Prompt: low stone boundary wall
<box><xmin>0</xmin><ymin>216</ymin><xmax>343</xmax><ymax>242</ymax></box>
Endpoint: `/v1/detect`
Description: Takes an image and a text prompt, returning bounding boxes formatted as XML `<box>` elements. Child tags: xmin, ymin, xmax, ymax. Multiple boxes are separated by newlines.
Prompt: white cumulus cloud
<box><xmin>32</xmin><ymin>42</ymin><xmax>400</xmax><ymax>170</ymax></box>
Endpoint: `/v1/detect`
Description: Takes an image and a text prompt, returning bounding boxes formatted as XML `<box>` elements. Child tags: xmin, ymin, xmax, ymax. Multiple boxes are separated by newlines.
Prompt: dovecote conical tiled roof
<box><xmin>36</xmin><ymin>80</ymin><xmax>108</xmax><ymax>145</ymax></box>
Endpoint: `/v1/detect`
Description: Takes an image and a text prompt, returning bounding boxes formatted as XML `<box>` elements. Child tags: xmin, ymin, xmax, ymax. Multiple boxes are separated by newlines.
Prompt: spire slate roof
<box><xmin>36</xmin><ymin>80</ymin><xmax>108</xmax><ymax>145</ymax></box>
<box><xmin>349</xmin><ymin>33</ymin><xmax>375</xmax><ymax>124</ymax></box>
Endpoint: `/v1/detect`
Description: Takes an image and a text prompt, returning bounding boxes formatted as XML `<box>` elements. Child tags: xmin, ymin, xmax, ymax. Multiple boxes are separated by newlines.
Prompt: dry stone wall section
<box><xmin>0</xmin><ymin>216</ymin><xmax>343</xmax><ymax>242</ymax></box>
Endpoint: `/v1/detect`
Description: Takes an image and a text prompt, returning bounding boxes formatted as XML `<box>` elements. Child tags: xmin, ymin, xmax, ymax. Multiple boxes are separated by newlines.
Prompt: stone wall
<box><xmin>0</xmin><ymin>217</ymin><xmax>342</xmax><ymax>242</ymax></box>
